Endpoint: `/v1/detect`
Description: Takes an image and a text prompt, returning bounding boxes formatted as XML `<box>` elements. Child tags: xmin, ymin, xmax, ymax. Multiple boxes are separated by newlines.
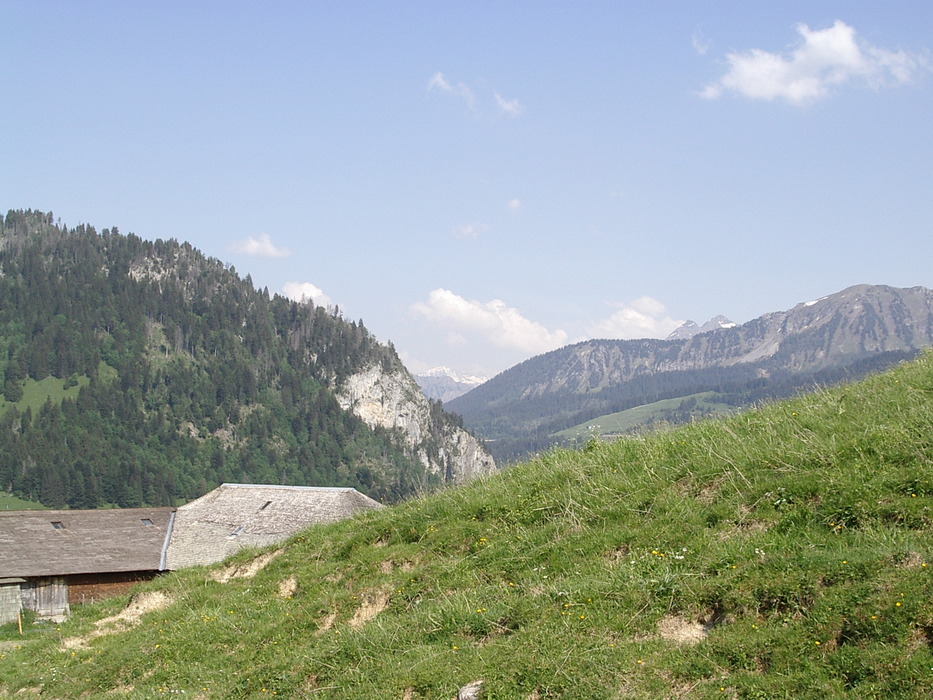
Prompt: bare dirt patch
<box><xmin>656</xmin><ymin>615</ymin><xmax>708</xmax><ymax>645</ymax></box>
<box><xmin>696</xmin><ymin>478</ymin><xmax>723</xmax><ymax>504</ymax></box>
<box><xmin>715</xmin><ymin>518</ymin><xmax>768</xmax><ymax>541</ymax></box>
<box><xmin>62</xmin><ymin>591</ymin><xmax>172</xmax><ymax>649</ymax></box>
<box><xmin>105</xmin><ymin>683</ymin><xmax>136</xmax><ymax>695</ymax></box>
<box><xmin>278</xmin><ymin>575</ymin><xmax>298</xmax><ymax>599</ymax></box>
<box><xmin>212</xmin><ymin>549</ymin><xmax>281</xmax><ymax>583</ymax></box>
<box><xmin>897</xmin><ymin>550</ymin><xmax>925</xmax><ymax>569</ymax></box>
<box><xmin>348</xmin><ymin>589</ymin><xmax>389</xmax><ymax>629</ymax></box>
<box><xmin>314</xmin><ymin>611</ymin><xmax>337</xmax><ymax>637</ymax></box>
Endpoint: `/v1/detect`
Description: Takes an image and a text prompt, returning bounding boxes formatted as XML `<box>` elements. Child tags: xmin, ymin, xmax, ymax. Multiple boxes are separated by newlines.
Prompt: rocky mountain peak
<box><xmin>667</xmin><ymin>315</ymin><xmax>736</xmax><ymax>340</ymax></box>
<box><xmin>414</xmin><ymin>367</ymin><xmax>489</xmax><ymax>403</ymax></box>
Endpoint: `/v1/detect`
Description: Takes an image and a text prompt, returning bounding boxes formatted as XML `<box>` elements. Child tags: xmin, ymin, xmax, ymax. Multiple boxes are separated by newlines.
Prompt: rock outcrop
<box><xmin>337</xmin><ymin>364</ymin><xmax>496</xmax><ymax>484</ymax></box>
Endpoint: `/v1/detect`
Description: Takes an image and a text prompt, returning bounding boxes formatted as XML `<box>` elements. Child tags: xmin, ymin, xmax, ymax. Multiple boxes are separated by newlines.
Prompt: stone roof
<box><xmin>0</xmin><ymin>508</ymin><xmax>175</xmax><ymax>578</ymax></box>
<box><xmin>164</xmin><ymin>483</ymin><xmax>382</xmax><ymax>569</ymax></box>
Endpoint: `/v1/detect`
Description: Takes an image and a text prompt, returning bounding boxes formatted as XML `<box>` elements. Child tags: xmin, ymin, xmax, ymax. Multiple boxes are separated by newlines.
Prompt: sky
<box><xmin>3</xmin><ymin>2</ymin><xmax>933</xmax><ymax>379</ymax></box>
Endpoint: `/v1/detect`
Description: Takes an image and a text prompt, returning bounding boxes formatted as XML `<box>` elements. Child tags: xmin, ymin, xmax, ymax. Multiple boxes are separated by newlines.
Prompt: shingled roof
<box><xmin>164</xmin><ymin>484</ymin><xmax>383</xmax><ymax>569</ymax></box>
<box><xmin>0</xmin><ymin>508</ymin><xmax>175</xmax><ymax>578</ymax></box>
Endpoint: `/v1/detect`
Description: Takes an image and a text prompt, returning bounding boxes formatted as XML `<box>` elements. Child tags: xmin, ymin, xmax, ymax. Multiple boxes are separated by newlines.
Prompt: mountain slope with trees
<box><xmin>0</xmin><ymin>209</ymin><xmax>491</xmax><ymax>508</ymax></box>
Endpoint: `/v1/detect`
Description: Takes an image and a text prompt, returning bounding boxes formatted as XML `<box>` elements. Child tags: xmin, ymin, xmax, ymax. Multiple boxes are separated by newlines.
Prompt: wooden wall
<box><xmin>20</xmin><ymin>577</ymin><xmax>69</xmax><ymax>620</ymax></box>
<box><xmin>0</xmin><ymin>581</ymin><xmax>22</xmax><ymax>625</ymax></box>
<box><xmin>67</xmin><ymin>571</ymin><xmax>159</xmax><ymax>605</ymax></box>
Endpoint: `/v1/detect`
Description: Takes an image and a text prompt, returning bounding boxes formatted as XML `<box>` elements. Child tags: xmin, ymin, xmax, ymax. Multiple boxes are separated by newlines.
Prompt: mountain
<box><xmin>414</xmin><ymin>367</ymin><xmax>488</xmax><ymax>402</ymax></box>
<box><xmin>667</xmin><ymin>314</ymin><xmax>736</xmax><ymax>340</ymax></box>
<box><xmin>448</xmin><ymin>284</ymin><xmax>933</xmax><ymax>461</ymax></box>
<box><xmin>0</xmin><ymin>209</ymin><xmax>494</xmax><ymax>508</ymax></box>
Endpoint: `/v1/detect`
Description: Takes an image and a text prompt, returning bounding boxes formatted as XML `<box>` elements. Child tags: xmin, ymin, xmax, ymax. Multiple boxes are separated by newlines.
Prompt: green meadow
<box><xmin>553</xmin><ymin>391</ymin><xmax>735</xmax><ymax>441</ymax></box>
<box><xmin>2</xmin><ymin>353</ymin><xmax>933</xmax><ymax>698</ymax></box>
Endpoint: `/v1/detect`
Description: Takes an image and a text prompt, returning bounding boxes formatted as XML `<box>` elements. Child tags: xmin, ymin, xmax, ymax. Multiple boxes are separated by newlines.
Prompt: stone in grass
<box><xmin>457</xmin><ymin>679</ymin><xmax>484</xmax><ymax>699</ymax></box>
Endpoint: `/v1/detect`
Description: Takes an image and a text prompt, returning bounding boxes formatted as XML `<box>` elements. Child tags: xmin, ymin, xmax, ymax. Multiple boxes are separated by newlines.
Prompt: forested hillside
<box><xmin>0</xmin><ymin>209</ymin><xmax>464</xmax><ymax>508</ymax></box>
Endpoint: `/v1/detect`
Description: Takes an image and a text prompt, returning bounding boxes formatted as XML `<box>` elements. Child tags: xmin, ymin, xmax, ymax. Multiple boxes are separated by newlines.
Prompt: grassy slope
<box><xmin>0</xmin><ymin>375</ymin><xmax>89</xmax><ymax>417</ymax></box>
<box><xmin>2</xmin><ymin>354</ymin><xmax>933</xmax><ymax>698</ymax></box>
<box><xmin>552</xmin><ymin>391</ymin><xmax>735</xmax><ymax>441</ymax></box>
<box><xmin>0</xmin><ymin>492</ymin><xmax>45</xmax><ymax>510</ymax></box>
<box><xmin>0</xmin><ymin>363</ymin><xmax>117</xmax><ymax>418</ymax></box>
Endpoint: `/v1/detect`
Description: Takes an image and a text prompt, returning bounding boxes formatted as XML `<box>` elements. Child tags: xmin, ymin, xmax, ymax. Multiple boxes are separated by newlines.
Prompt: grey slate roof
<box><xmin>164</xmin><ymin>484</ymin><xmax>383</xmax><ymax>570</ymax></box>
<box><xmin>0</xmin><ymin>508</ymin><xmax>175</xmax><ymax>578</ymax></box>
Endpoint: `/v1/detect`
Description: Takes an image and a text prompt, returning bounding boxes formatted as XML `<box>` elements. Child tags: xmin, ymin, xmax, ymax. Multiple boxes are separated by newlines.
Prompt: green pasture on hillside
<box><xmin>2</xmin><ymin>353</ymin><xmax>933</xmax><ymax>698</ymax></box>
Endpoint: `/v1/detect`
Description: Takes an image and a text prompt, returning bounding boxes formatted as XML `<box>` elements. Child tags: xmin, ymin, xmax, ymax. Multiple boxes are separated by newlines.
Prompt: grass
<box><xmin>0</xmin><ymin>491</ymin><xmax>45</xmax><ymax>510</ymax></box>
<box><xmin>553</xmin><ymin>391</ymin><xmax>735</xmax><ymax>440</ymax></box>
<box><xmin>2</xmin><ymin>353</ymin><xmax>933</xmax><ymax>697</ymax></box>
<box><xmin>0</xmin><ymin>362</ymin><xmax>117</xmax><ymax>418</ymax></box>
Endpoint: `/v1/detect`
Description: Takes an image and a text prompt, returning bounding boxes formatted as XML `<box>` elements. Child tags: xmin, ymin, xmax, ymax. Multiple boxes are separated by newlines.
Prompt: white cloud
<box><xmin>230</xmin><ymin>233</ymin><xmax>290</xmax><ymax>258</ymax></box>
<box><xmin>587</xmin><ymin>296</ymin><xmax>684</xmax><ymax>340</ymax></box>
<box><xmin>495</xmin><ymin>93</ymin><xmax>523</xmax><ymax>117</ymax></box>
<box><xmin>427</xmin><ymin>71</ymin><xmax>452</xmax><ymax>91</ymax></box>
<box><xmin>412</xmin><ymin>288</ymin><xmax>568</xmax><ymax>355</ymax></box>
<box><xmin>282</xmin><ymin>281</ymin><xmax>333</xmax><ymax>308</ymax></box>
<box><xmin>508</xmin><ymin>198</ymin><xmax>522</xmax><ymax>211</ymax></box>
<box><xmin>429</xmin><ymin>71</ymin><xmax>523</xmax><ymax>118</ymax></box>
<box><xmin>701</xmin><ymin>20</ymin><xmax>928</xmax><ymax>104</ymax></box>
<box><xmin>692</xmin><ymin>28</ymin><xmax>711</xmax><ymax>56</ymax></box>
<box><xmin>453</xmin><ymin>222</ymin><xmax>488</xmax><ymax>239</ymax></box>
<box><xmin>428</xmin><ymin>71</ymin><xmax>476</xmax><ymax>112</ymax></box>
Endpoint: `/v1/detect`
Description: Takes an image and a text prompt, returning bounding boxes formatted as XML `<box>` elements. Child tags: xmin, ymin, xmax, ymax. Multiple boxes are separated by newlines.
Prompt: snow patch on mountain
<box><xmin>667</xmin><ymin>315</ymin><xmax>736</xmax><ymax>340</ymax></box>
<box><xmin>415</xmin><ymin>367</ymin><xmax>489</xmax><ymax>402</ymax></box>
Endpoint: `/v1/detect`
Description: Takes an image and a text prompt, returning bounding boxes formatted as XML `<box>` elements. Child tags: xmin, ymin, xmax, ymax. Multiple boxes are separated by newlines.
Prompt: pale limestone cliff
<box><xmin>336</xmin><ymin>364</ymin><xmax>496</xmax><ymax>484</ymax></box>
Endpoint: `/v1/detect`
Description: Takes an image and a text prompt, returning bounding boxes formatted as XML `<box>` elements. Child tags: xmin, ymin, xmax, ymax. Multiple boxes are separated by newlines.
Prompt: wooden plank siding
<box><xmin>20</xmin><ymin>577</ymin><xmax>69</xmax><ymax>621</ymax></box>
<box><xmin>0</xmin><ymin>579</ymin><xmax>24</xmax><ymax>625</ymax></box>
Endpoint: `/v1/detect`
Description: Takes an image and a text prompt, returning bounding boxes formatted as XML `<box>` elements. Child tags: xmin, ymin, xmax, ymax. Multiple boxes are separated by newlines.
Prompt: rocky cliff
<box><xmin>337</xmin><ymin>364</ymin><xmax>496</xmax><ymax>484</ymax></box>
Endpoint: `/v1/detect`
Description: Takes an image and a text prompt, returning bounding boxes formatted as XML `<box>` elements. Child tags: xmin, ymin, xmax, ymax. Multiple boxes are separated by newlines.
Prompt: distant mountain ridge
<box><xmin>414</xmin><ymin>367</ymin><xmax>488</xmax><ymax>403</ymax></box>
<box><xmin>448</xmin><ymin>284</ymin><xmax>933</xmax><ymax>461</ymax></box>
<box><xmin>667</xmin><ymin>315</ymin><xmax>737</xmax><ymax>340</ymax></box>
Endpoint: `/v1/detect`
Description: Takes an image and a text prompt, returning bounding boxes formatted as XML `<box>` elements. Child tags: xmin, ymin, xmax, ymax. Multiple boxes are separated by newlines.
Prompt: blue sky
<box><xmin>4</xmin><ymin>2</ymin><xmax>932</xmax><ymax>378</ymax></box>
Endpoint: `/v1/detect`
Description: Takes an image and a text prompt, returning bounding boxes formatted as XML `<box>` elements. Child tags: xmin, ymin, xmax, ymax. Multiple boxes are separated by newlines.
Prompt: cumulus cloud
<box><xmin>508</xmin><ymin>198</ymin><xmax>522</xmax><ymax>211</ymax></box>
<box><xmin>701</xmin><ymin>20</ymin><xmax>928</xmax><ymax>104</ymax></box>
<box><xmin>412</xmin><ymin>288</ymin><xmax>568</xmax><ymax>355</ymax></box>
<box><xmin>587</xmin><ymin>296</ymin><xmax>684</xmax><ymax>340</ymax></box>
<box><xmin>230</xmin><ymin>233</ymin><xmax>290</xmax><ymax>258</ymax></box>
<box><xmin>282</xmin><ymin>281</ymin><xmax>333</xmax><ymax>308</ymax></box>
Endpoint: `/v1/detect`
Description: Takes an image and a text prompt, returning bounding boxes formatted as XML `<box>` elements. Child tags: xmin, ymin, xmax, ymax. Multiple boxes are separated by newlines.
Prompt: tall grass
<box><xmin>2</xmin><ymin>354</ymin><xmax>933</xmax><ymax>697</ymax></box>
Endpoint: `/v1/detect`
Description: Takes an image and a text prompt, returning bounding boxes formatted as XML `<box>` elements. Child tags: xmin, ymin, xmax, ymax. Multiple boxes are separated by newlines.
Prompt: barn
<box><xmin>0</xmin><ymin>508</ymin><xmax>175</xmax><ymax>621</ymax></box>
<box><xmin>164</xmin><ymin>483</ymin><xmax>383</xmax><ymax>569</ymax></box>
<box><xmin>0</xmin><ymin>484</ymin><xmax>383</xmax><ymax>621</ymax></box>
